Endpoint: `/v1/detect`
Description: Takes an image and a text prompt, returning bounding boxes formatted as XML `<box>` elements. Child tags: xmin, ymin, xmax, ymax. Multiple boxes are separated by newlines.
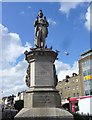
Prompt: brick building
<box><xmin>56</xmin><ymin>73</ymin><xmax>84</xmax><ymax>99</ymax></box>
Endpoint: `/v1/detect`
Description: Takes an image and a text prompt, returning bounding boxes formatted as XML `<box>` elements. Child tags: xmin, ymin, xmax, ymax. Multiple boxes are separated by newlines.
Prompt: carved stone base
<box><xmin>14</xmin><ymin>108</ymin><xmax>73</xmax><ymax>120</ymax></box>
<box><xmin>15</xmin><ymin>90</ymin><xmax>74</xmax><ymax>120</ymax></box>
<box><xmin>24</xmin><ymin>88</ymin><xmax>61</xmax><ymax>108</ymax></box>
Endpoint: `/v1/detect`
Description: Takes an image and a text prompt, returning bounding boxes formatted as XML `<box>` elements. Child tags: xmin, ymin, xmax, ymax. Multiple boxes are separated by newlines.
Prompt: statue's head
<box><xmin>38</xmin><ymin>10</ymin><xmax>43</xmax><ymax>18</ymax></box>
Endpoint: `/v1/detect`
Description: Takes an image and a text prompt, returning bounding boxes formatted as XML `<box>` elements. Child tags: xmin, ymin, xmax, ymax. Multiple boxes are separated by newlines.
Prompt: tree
<box><xmin>14</xmin><ymin>100</ymin><xmax>24</xmax><ymax>111</ymax></box>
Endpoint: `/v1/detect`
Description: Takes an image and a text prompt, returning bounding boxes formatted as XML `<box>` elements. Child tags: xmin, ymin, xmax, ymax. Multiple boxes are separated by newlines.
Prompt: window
<box><xmin>90</xmin><ymin>68</ymin><xmax>92</xmax><ymax>75</ymax></box>
<box><xmin>76</xmin><ymin>93</ymin><xmax>79</xmax><ymax>97</ymax></box>
<box><xmin>90</xmin><ymin>89</ymin><xmax>92</xmax><ymax>95</ymax></box>
<box><xmin>73</xmin><ymin>86</ymin><xmax>75</xmax><ymax>90</ymax></box>
<box><xmin>68</xmin><ymin>86</ymin><xmax>70</xmax><ymax>90</ymax></box>
<box><xmin>65</xmin><ymin>82</ymin><xmax>67</xmax><ymax>85</ymax></box>
<box><xmin>87</xmin><ymin>60</ymin><xmax>90</xmax><ymax>67</ymax></box>
<box><xmin>83</xmin><ymin>70</ymin><xmax>88</xmax><ymax>76</ymax></box>
<box><xmin>88</xmin><ymin>69</ymin><xmax>91</xmax><ymax>75</ymax></box>
<box><xmin>73</xmin><ymin>93</ymin><xmax>75</xmax><ymax>97</ymax></box>
<box><xmin>91</xmin><ymin>61</ymin><xmax>92</xmax><ymax>68</ymax></box>
<box><xmin>85</xmin><ymin>90</ymin><xmax>90</xmax><ymax>95</ymax></box>
<box><xmin>68</xmin><ymin>94</ymin><xmax>70</xmax><ymax>98</ymax></box>
<box><xmin>83</xmin><ymin>71</ymin><xmax>86</xmax><ymax>76</ymax></box>
<box><xmin>73</xmin><ymin>80</ymin><xmax>74</xmax><ymax>83</ymax></box>
<box><xmin>76</xmin><ymin>85</ymin><xmax>79</xmax><ymax>89</ymax></box>
<box><xmin>76</xmin><ymin>79</ymin><xmax>78</xmax><ymax>82</ymax></box>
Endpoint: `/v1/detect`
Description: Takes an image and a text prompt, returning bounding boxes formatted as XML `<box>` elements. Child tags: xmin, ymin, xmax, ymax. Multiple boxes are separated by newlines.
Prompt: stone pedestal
<box><xmin>14</xmin><ymin>48</ymin><xmax>73</xmax><ymax>120</ymax></box>
<box><xmin>15</xmin><ymin>108</ymin><xmax>73</xmax><ymax>120</ymax></box>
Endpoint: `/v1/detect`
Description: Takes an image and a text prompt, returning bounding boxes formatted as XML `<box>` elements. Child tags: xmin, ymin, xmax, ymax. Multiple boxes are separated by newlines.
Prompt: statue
<box><xmin>34</xmin><ymin>10</ymin><xmax>49</xmax><ymax>48</ymax></box>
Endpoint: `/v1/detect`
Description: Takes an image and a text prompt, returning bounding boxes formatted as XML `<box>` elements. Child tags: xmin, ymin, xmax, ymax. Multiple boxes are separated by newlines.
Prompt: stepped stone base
<box><xmin>14</xmin><ymin>108</ymin><xmax>73</xmax><ymax>120</ymax></box>
<box><xmin>24</xmin><ymin>88</ymin><xmax>61</xmax><ymax>108</ymax></box>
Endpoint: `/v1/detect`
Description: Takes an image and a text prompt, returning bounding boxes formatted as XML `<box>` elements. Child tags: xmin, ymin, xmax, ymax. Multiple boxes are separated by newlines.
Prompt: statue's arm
<box><xmin>46</xmin><ymin>22</ymin><xmax>49</xmax><ymax>27</ymax></box>
<box><xmin>34</xmin><ymin>19</ymin><xmax>38</xmax><ymax>27</ymax></box>
<box><xmin>34</xmin><ymin>21</ymin><xmax>36</xmax><ymax>27</ymax></box>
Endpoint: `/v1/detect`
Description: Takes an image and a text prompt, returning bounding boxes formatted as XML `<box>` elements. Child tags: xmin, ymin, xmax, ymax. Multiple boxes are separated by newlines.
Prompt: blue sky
<box><xmin>0</xmin><ymin>1</ymin><xmax>92</xmax><ymax>97</ymax></box>
<box><xmin>2</xmin><ymin>2</ymin><xmax>90</xmax><ymax>64</ymax></box>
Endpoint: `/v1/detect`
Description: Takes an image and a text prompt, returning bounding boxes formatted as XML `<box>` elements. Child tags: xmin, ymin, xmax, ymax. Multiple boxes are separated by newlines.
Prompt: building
<box><xmin>78</xmin><ymin>49</ymin><xmax>92</xmax><ymax>95</ymax></box>
<box><xmin>2</xmin><ymin>91</ymin><xmax>25</xmax><ymax>109</ymax></box>
<box><xmin>56</xmin><ymin>73</ymin><xmax>84</xmax><ymax>100</ymax></box>
<box><xmin>14</xmin><ymin>91</ymin><xmax>25</xmax><ymax>102</ymax></box>
<box><xmin>56</xmin><ymin>49</ymin><xmax>92</xmax><ymax>99</ymax></box>
<box><xmin>2</xmin><ymin>95</ymin><xmax>16</xmax><ymax>109</ymax></box>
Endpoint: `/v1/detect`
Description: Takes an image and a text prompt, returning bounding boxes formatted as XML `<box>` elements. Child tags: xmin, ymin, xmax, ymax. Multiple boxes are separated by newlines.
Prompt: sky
<box><xmin>0</xmin><ymin>1</ymin><xmax>92</xmax><ymax>98</ymax></box>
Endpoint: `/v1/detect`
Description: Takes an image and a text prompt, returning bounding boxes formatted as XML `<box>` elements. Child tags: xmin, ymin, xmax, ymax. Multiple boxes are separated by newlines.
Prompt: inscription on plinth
<box><xmin>36</xmin><ymin>95</ymin><xmax>51</xmax><ymax>104</ymax></box>
<box><xmin>35</xmin><ymin>62</ymin><xmax>54</xmax><ymax>86</ymax></box>
<box><xmin>33</xmin><ymin>93</ymin><xmax>57</xmax><ymax>107</ymax></box>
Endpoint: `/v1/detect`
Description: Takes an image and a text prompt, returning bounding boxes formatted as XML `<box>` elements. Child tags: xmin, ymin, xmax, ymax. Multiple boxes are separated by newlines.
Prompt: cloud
<box><xmin>59</xmin><ymin>2</ymin><xmax>79</xmax><ymax>15</ymax></box>
<box><xmin>55</xmin><ymin>60</ymin><xmax>79</xmax><ymax>81</ymax></box>
<box><xmin>59</xmin><ymin>0</ymin><xmax>91</xmax><ymax>16</ymax></box>
<box><xmin>0</xmin><ymin>60</ymin><xmax>28</xmax><ymax>98</ymax></box>
<box><xmin>59</xmin><ymin>1</ymin><xmax>92</xmax><ymax>31</ymax></box>
<box><xmin>19</xmin><ymin>6</ymin><xmax>31</xmax><ymax>15</ymax></box>
<box><xmin>27</xmin><ymin>6</ymin><xmax>31</xmax><ymax>9</ymax></box>
<box><xmin>48</xmin><ymin>18</ymin><xmax>56</xmax><ymax>25</ymax></box>
<box><xmin>1</xmin><ymin>59</ymin><xmax>79</xmax><ymax>97</ymax></box>
<box><xmin>0</xmin><ymin>24</ymin><xmax>32</xmax><ymax>97</ymax></box>
<box><xmin>20</xmin><ymin>11</ymin><xmax>25</xmax><ymax>15</ymax></box>
<box><xmin>85</xmin><ymin>4</ymin><xmax>92</xmax><ymax>31</ymax></box>
<box><xmin>0</xmin><ymin>24</ymin><xmax>31</xmax><ymax>63</ymax></box>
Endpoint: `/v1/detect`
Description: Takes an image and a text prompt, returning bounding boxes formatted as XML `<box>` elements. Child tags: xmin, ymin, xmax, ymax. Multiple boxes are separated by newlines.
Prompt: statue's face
<box><xmin>38</xmin><ymin>12</ymin><xmax>43</xmax><ymax>18</ymax></box>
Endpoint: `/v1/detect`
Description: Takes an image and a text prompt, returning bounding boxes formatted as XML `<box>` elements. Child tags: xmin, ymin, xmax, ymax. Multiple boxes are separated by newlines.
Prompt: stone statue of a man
<box><xmin>34</xmin><ymin>10</ymin><xmax>49</xmax><ymax>48</ymax></box>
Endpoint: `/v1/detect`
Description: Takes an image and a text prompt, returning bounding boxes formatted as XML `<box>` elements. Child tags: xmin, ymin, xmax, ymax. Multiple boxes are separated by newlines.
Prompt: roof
<box><xmin>81</xmin><ymin>49</ymin><xmax>92</xmax><ymax>56</ymax></box>
<box><xmin>79</xmin><ymin>95</ymin><xmax>92</xmax><ymax>99</ymax></box>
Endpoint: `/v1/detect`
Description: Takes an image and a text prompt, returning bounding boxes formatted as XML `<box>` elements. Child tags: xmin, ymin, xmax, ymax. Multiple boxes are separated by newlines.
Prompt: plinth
<box><xmin>14</xmin><ymin>48</ymin><xmax>73</xmax><ymax>120</ymax></box>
